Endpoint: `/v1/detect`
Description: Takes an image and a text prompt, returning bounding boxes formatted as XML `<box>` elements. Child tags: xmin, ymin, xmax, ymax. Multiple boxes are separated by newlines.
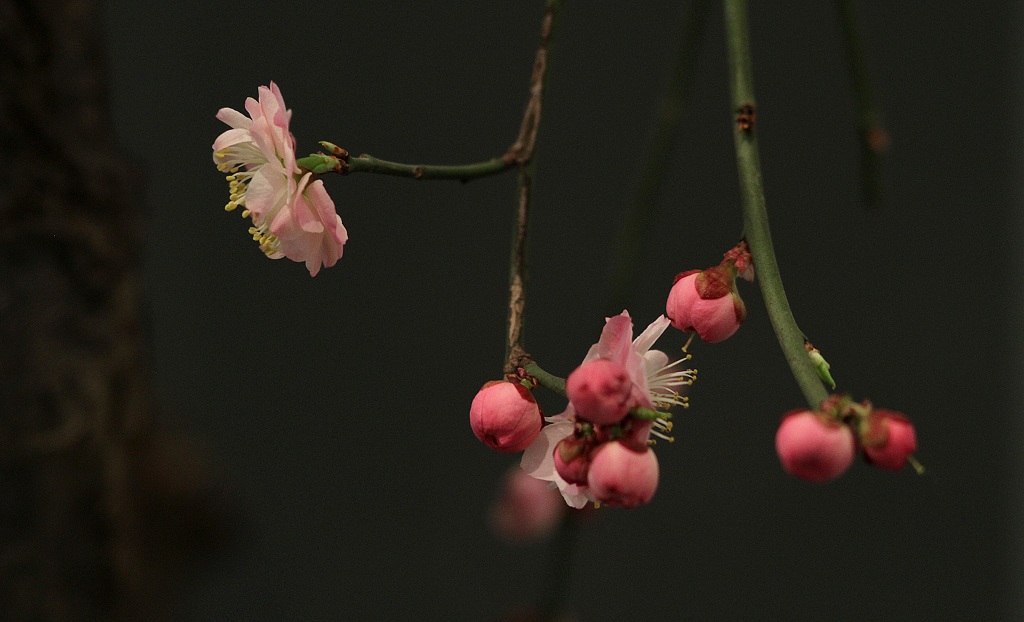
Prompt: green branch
<box><xmin>608</xmin><ymin>0</ymin><xmax>711</xmax><ymax>310</ymax></box>
<box><xmin>836</xmin><ymin>0</ymin><xmax>888</xmax><ymax>205</ymax></box>
<box><xmin>347</xmin><ymin>153</ymin><xmax>511</xmax><ymax>181</ymax></box>
<box><xmin>523</xmin><ymin>361</ymin><xmax>567</xmax><ymax>397</ymax></box>
<box><xmin>723</xmin><ymin>0</ymin><xmax>829</xmax><ymax>410</ymax></box>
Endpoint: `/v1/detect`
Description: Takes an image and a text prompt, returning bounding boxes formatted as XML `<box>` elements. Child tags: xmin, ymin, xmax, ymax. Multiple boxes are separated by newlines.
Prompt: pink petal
<box><xmin>243</xmin><ymin>96</ymin><xmax>261</xmax><ymax>121</ymax></box>
<box><xmin>215</xmin><ymin>107</ymin><xmax>252</xmax><ymax>130</ymax></box>
<box><xmin>585</xmin><ymin>311</ymin><xmax>633</xmax><ymax>365</ymax></box>
<box><xmin>245</xmin><ymin>167</ymin><xmax>288</xmax><ymax>222</ymax></box>
<box><xmin>249</xmin><ymin>117</ymin><xmax>281</xmax><ymax>165</ymax></box>
<box><xmin>292</xmin><ymin>174</ymin><xmax>326</xmax><ymax>234</ymax></box>
<box><xmin>212</xmin><ymin>127</ymin><xmax>253</xmax><ymax>153</ymax></box>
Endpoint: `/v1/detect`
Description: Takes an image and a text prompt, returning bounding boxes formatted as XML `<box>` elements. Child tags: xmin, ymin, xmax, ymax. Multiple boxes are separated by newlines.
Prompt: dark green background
<box><xmin>101</xmin><ymin>2</ymin><xmax>1014</xmax><ymax>619</ymax></box>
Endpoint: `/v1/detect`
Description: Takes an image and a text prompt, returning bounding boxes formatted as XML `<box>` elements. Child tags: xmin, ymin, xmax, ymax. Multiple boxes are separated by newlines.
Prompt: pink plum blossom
<box><xmin>860</xmin><ymin>409</ymin><xmax>918</xmax><ymax>470</ymax></box>
<box><xmin>521</xmin><ymin>312</ymin><xmax>693</xmax><ymax>508</ymax></box>
<box><xmin>213</xmin><ymin>82</ymin><xmax>347</xmax><ymax>276</ymax></box>
<box><xmin>470</xmin><ymin>381</ymin><xmax>543</xmax><ymax>453</ymax></box>
<box><xmin>586</xmin><ymin>440</ymin><xmax>659</xmax><ymax>508</ymax></box>
<box><xmin>775</xmin><ymin>409</ymin><xmax>855</xmax><ymax>482</ymax></box>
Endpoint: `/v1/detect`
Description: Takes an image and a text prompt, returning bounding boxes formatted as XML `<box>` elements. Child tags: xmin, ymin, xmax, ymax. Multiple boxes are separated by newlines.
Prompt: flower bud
<box><xmin>860</xmin><ymin>409</ymin><xmax>917</xmax><ymax>470</ymax></box>
<box><xmin>586</xmin><ymin>440</ymin><xmax>659</xmax><ymax>508</ymax></box>
<box><xmin>490</xmin><ymin>468</ymin><xmax>565</xmax><ymax>542</ymax></box>
<box><xmin>566</xmin><ymin>359</ymin><xmax>633</xmax><ymax>425</ymax></box>
<box><xmin>665</xmin><ymin>268</ymin><xmax>745</xmax><ymax>343</ymax></box>
<box><xmin>553</xmin><ymin>435</ymin><xmax>591</xmax><ymax>485</ymax></box>
<box><xmin>775</xmin><ymin>409</ymin><xmax>855</xmax><ymax>482</ymax></box>
<box><xmin>470</xmin><ymin>381</ymin><xmax>543</xmax><ymax>453</ymax></box>
<box><xmin>619</xmin><ymin>418</ymin><xmax>653</xmax><ymax>453</ymax></box>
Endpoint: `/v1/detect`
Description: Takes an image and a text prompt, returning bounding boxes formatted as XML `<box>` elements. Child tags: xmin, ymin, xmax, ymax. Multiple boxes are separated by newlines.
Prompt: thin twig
<box><xmin>503</xmin><ymin>0</ymin><xmax>564</xmax><ymax>373</ymax></box>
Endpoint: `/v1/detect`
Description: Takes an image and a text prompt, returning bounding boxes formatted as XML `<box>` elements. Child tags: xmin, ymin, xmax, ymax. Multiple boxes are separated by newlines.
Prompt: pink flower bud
<box><xmin>566</xmin><ymin>359</ymin><xmax>633</xmax><ymax>425</ymax></box>
<box><xmin>470</xmin><ymin>381</ymin><xmax>543</xmax><ymax>453</ymax></box>
<box><xmin>490</xmin><ymin>468</ymin><xmax>565</xmax><ymax>542</ymax></box>
<box><xmin>553</xmin><ymin>435</ymin><xmax>591</xmax><ymax>485</ymax></box>
<box><xmin>860</xmin><ymin>409</ymin><xmax>917</xmax><ymax>470</ymax></box>
<box><xmin>618</xmin><ymin>418</ymin><xmax>653</xmax><ymax>453</ymax></box>
<box><xmin>586</xmin><ymin>440</ymin><xmax>659</xmax><ymax>508</ymax></box>
<box><xmin>665</xmin><ymin>269</ymin><xmax>745</xmax><ymax>343</ymax></box>
<box><xmin>775</xmin><ymin>409</ymin><xmax>855</xmax><ymax>482</ymax></box>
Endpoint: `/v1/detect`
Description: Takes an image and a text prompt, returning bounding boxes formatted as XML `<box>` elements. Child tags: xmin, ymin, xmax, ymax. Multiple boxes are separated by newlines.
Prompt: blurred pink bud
<box><xmin>490</xmin><ymin>469</ymin><xmax>565</xmax><ymax>542</ymax></box>
<box><xmin>665</xmin><ymin>268</ymin><xmax>745</xmax><ymax>343</ymax></box>
<box><xmin>861</xmin><ymin>409</ymin><xmax>918</xmax><ymax>470</ymax></box>
<box><xmin>586</xmin><ymin>441</ymin><xmax>659</xmax><ymax>508</ymax></box>
<box><xmin>775</xmin><ymin>410</ymin><xmax>855</xmax><ymax>482</ymax></box>
<box><xmin>470</xmin><ymin>381</ymin><xmax>542</xmax><ymax>453</ymax></box>
<box><xmin>566</xmin><ymin>359</ymin><xmax>633</xmax><ymax>425</ymax></box>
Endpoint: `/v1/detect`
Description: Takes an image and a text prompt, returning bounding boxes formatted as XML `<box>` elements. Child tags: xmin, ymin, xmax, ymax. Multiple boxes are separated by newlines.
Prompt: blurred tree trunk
<box><xmin>0</xmin><ymin>1</ymin><xmax>220</xmax><ymax>619</ymax></box>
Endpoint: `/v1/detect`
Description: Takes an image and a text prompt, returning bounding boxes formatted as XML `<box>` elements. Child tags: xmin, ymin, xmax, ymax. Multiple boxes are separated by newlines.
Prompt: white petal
<box><xmin>633</xmin><ymin>315</ymin><xmax>671</xmax><ymax>355</ymax></box>
<box><xmin>643</xmin><ymin>350</ymin><xmax>670</xmax><ymax>378</ymax></box>
<box><xmin>520</xmin><ymin>420</ymin><xmax>573</xmax><ymax>480</ymax></box>
<box><xmin>559</xmin><ymin>483</ymin><xmax>591</xmax><ymax>509</ymax></box>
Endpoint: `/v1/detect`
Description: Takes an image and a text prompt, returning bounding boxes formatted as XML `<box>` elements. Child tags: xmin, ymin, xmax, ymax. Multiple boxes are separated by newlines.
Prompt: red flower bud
<box><xmin>775</xmin><ymin>410</ymin><xmax>855</xmax><ymax>483</ymax></box>
<box><xmin>860</xmin><ymin>409</ymin><xmax>917</xmax><ymax>470</ymax></box>
<box><xmin>470</xmin><ymin>381</ymin><xmax>542</xmax><ymax>453</ymax></box>
<box><xmin>565</xmin><ymin>359</ymin><xmax>633</xmax><ymax>425</ymax></box>
<box><xmin>665</xmin><ymin>270</ymin><xmax>745</xmax><ymax>343</ymax></box>
<box><xmin>586</xmin><ymin>440</ymin><xmax>659</xmax><ymax>508</ymax></box>
<box><xmin>553</xmin><ymin>435</ymin><xmax>591</xmax><ymax>485</ymax></box>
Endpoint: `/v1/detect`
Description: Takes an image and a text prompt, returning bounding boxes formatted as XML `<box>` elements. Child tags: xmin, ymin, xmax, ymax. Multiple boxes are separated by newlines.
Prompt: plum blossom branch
<box><xmin>504</xmin><ymin>0</ymin><xmax>564</xmax><ymax>374</ymax></box>
<box><xmin>723</xmin><ymin>0</ymin><xmax>829</xmax><ymax>410</ymax></box>
<box><xmin>305</xmin><ymin>3</ymin><xmax>563</xmax><ymax>187</ymax></box>
<box><xmin>345</xmin><ymin>153</ymin><xmax>510</xmax><ymax>181</ymax></box>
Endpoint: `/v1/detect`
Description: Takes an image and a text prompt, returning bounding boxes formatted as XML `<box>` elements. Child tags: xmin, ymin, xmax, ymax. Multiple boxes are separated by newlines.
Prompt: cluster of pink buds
<box><xmin>516</xmin><ymin>313</ymin><xmax>694</xmax><ymax>509</ymax></box>
<box><xmin>774</xmin><ymin>395</ymin><xmax>918</xmax><ymax>482</ymax></box>
<box><xmin>548</xmin><ymin>359</ymin><xmax>669</xmax><ymax>508</ymax></box>
<box><xmin>666</xmin><ymin>241</ymin><xmax>753</xmax><ymax>343</ymax></box>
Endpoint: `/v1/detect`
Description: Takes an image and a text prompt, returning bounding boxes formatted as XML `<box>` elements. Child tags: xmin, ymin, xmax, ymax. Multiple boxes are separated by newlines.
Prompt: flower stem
<box><xmin>836</xmin><ymin>0</ymin><xmax>888</xmax><ymax>206</ymax></box>
<box><xmin>722</xmin><ymin>0</ymin><xmax>829</xmax><ymax>410</ymax></box>
<box><xmin>523</xmin><ymin>361</ymin><xmax>567</xmax><ymax>397</ymax></box>
<box><xmin>346</xmin><ymin>153</ymin><xmax>512</xmax><ymax>181</ymax></box>
<box><xmin>503</xmin><ymin>0</ymin><xmax>564</xmax><ymax>373</ymax></box>
<box><xmin>608</xmin><ymin>0</ymin><xmax>711</xmax><ymax>310</ymax></box>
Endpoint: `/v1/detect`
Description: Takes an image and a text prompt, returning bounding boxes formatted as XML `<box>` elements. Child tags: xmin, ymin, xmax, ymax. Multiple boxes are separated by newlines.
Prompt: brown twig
<box><xmin>502</xmin><ymin>0</ymin><xmax>564</xmax><ymax>374</ymax></box>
